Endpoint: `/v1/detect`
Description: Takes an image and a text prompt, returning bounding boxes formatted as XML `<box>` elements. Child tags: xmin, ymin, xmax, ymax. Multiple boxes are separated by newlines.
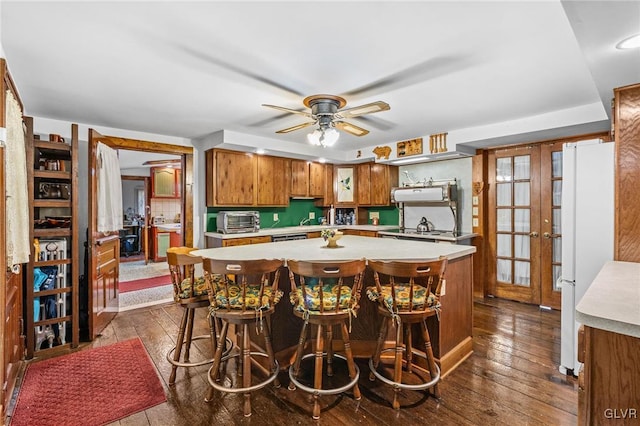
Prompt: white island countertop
<box><xmin>193</xmin><ymin>235</ymin><xmax>476</xmax><ymax>263</ymax></box>
<box><xmin>576</xmin><ymin>261</ymin><xmax>640</xmax><ymax>339</ymax></box>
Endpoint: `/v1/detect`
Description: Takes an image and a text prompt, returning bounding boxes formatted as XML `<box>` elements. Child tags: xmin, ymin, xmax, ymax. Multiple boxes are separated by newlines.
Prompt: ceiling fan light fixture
<box><xmin>307</xmin><ymin>126</ymin><xmax>339</xmax><ymax>147</ymax></box>
<box><xmin>616</xmin><ymin>33</ymin><xmax>640</xmax><ymax>49</ymax></box>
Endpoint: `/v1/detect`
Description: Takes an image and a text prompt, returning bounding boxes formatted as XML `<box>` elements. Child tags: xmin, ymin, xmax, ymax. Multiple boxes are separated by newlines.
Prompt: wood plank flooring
<box><xmin>15</xmin><ymin>298</ymin><xmax>579</xmax><ymax>425</ymax></box>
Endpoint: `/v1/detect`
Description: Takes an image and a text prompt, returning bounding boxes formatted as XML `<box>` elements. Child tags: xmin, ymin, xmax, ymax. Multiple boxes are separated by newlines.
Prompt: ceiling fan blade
<box><xmin>335</xmin><ymin>121</ymin><xmax>370</xmax><ymax>136</ymax></box>
<box><xmin>276</xmin><ymin>121</ymin><xmax>317</xmax><ymax>134</ymax></box>
<box><xmin>334</xmin><ymin>101</ymin><xmax>390</xmax><ymax>119</ymax></box>
<box><xmin>263</xmin><ymin>104</ymin><xmax>314</xmax><ymax>118</ymax></box>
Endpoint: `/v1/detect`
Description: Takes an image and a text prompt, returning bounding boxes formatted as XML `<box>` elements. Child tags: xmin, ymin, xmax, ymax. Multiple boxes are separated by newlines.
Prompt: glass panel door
<box><xmin>540</xmin><ymin>142</ymin><xmax>564</xmax><ymax>309</ymax></box>
<box><xmin>488</xmin><ymin>146</ymin><xmax>541</xmax><ymax>304</ymax></box>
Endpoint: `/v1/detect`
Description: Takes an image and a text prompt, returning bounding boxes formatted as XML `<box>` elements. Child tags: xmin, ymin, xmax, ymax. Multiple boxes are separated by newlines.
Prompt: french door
<box><xmin>488</xmin><ymin>143</ymin><xmax>563</xmax><ymax>309</ymax></box>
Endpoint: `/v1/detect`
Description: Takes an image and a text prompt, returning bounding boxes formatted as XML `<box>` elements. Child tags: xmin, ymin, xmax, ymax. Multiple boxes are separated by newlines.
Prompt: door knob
<box><xmin>543</xmin><ymin>232</ymin><xmax>552</xmax><ymax>239</ymax></box>
<box><xmin>530</xmin><ymin>231</ymin><xmax>539</xmax><ymax>238</ymax></box>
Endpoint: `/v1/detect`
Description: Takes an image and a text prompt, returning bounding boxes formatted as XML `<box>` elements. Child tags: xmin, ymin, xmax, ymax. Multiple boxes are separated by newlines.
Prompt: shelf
<box><xmin>33</xmin><ymin>199</ymin><xmax>71</xmax><ymax>208</ymax></box>
<box><xmin>34</xmin><ymin>170</ymin><xmax>71</xmax><ymax>180</ymax></box>
<box><xmin>34</xmin><ymin>259</ymin><xmax>72</xmax><ymax>267</ymax></box>
<box><xmin>34</xmin><ymin>228</ymin><xmax>72</xmax><ymax>238</ymax></box>
<box><xmin>34</xmin><ymin>140</ymin><xmax>71</xmax><ymax>152</ymax></box>
<box><xmin>33</xmin><ymin>287</ymin><xmax>72</xmax><ymax>298</ymax></box>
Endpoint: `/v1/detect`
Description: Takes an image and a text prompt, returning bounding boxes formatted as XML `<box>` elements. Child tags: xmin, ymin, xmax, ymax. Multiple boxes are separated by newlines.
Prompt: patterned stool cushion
<box><xmin>177</xmin><ymin>276</ymin><xmax>208</xmax><ymax>299</ymax></box>
<box><xmin>212</xmin><ymin>283</ymin><xmax>284</xmax><ymax>310</ymax></box>
<box><xmin>290</xmin><ymin>278</ymin><xmax>354</xmax><ymax>313</ymax></box>
<box><xmin>366</xmin><ymin>284</ymin><xmax>438</xmax><ymax>312</ymax></box>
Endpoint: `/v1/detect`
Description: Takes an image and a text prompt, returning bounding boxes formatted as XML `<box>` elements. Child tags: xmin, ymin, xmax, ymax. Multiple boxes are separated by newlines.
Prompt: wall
<box><xmin>151</xmin><ymin>198</ymin><xmax>181</xmax><ymax>223</ymax></box>
<box><xmin>400</xmin><ymin>157</ymin><xmax>473</xmax><ymax>232</ymax></box>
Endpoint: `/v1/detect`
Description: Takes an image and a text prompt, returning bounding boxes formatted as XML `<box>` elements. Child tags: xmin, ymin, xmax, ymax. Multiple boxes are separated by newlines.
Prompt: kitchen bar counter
<box><xmin>195</xmin><ymin>234</ymin><xmax>475</xmax><ymax>262</ymax></box>
<box><xmin>193</xmin><ymin>236</ymin><xmax>475</xmax><ymax>376</ymax></box>
<box><xmin>576</xmin><ymin>260</ymin><xmax>640</xmax><ymax>338</ymax></box>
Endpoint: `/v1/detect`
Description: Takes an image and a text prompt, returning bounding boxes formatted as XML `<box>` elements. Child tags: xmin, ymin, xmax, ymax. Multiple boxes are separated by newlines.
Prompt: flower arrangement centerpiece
<box><xmin>321</xmin><ymin>229</ymin><xmax>343</xmax><ymax>248</ymax></box>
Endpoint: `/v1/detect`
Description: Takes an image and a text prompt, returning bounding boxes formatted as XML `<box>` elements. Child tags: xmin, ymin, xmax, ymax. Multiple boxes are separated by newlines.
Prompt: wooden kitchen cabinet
<box><xmin>356</xmin><ymin>162</ymin><xmax>399</xmax><ymax>206</ymax></box>
<box><xmin>207</xmin><ymin>149</ymin><xmax>292</xmax><ymax>207</ymax></box>
<box><xmin>291</xmin><ymin>159</ymin><xmax>325</xmax><ymax>197</ymax></box>
<box><xmin>206</xmin><ymin>149</ymin><xmax>256</xmax><ymax>206</ymax></box>
<box><xmin>578</xmin><ymin>325</ymin><xmax>640</xmax><ymax>425</ymax></box>
<box><xmin>151</xmin><ymin>167</ymin><xmax>180</xmax><ymax>198</ymax></box>
<box><xmin>257</xmin><ymin>155</ymin><xmax>290</xmax><ymax>206</ymax></box>
<box><xmin>206</xmin><ymin>235</ymin><xmax>272</xmax><ymax>248</ymax></box>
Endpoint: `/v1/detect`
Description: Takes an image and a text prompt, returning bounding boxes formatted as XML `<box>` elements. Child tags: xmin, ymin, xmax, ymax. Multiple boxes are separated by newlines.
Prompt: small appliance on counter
<box><xmin>217</xmin><ymin>211</ymin><xmax>260</xmax><ymax>234</ymax></box>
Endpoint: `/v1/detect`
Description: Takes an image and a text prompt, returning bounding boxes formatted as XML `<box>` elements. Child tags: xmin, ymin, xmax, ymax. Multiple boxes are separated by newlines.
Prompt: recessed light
<box><xmin>318</xmin><ymin>158</ymin><xmax>326</xmax><ymax>163</ymax></box>
<box><xmin>616</xmin><ymin>33</ymin><xmax>640</xmax><ymax>50</ymax></box>
<box><xmin>255</xmin><ymin>148</ymin><xmax>266</xmax><ymax>154</ymax></box>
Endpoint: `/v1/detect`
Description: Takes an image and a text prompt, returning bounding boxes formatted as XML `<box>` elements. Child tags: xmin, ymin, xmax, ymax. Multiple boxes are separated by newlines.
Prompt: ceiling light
<box><xmin>255</xmin><ymin>148</ymin><xmax>266</xmax><ymax>154</ymax></box>
<box><xmin>307</xmin><ymin>126</ymin><xmax>339</xmax><ymax>147</ymax></box>
<box><xmin>616</xmin><ymin>33</ymin><xmax>640</xmax><ymax>49</ymax></box>
<box><xmin>318</xmin><ymin>158</ymin><xmax>327</xmax><ymax>163</ymax></box>
<box><xmin>391</xmin><ymin>156</ymin><xmax>432</xmax><ymax>165</ymax></box>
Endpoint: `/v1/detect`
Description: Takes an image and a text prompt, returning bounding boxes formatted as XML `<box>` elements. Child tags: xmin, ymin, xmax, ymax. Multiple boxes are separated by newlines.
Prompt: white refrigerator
<box><xmin>559</xmin><ymin>139</ymin><xmax>614</xmax><ymax>375</ymax></box>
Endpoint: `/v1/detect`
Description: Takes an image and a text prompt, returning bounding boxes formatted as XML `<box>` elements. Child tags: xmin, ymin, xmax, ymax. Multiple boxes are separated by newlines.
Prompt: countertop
<box><xmin>204</xmin><ymin>224</ymin><xmax>398</xmax><ymax>240</ymax></box>
<box><xmin>377</xmin><ymin>229</ymin><xmax>479</xmax><ymax>243</ymax></box>
<box><xmin>193</xmin><ymin>234</ymin><xmax>476</xmax><ymax>263</ymax></box>
<box><xmin>576</xmin><ymin>261</ymin><xmax>640</xmax><ymax>339</ymax></box>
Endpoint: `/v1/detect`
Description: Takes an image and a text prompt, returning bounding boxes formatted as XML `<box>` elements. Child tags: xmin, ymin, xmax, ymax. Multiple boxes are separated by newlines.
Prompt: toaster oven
<box><xmin>217</xmin><ymin>211</ymin><xmax>260</xmax><ymax>234</ymax></box>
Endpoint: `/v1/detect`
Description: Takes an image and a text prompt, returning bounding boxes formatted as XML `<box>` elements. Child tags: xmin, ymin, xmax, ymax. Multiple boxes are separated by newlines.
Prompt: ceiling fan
<box><xmin>262</xmin><ymin>94</ymin><xmax>390</xmax><ymax>147</ymax></box>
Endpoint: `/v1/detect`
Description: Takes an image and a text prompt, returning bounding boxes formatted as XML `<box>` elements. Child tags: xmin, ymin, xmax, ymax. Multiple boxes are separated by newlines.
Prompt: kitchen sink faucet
<box><xmin>299</xmin><ymin>218</ymin><xmax>311</xmax><ymax>226</ymax></box>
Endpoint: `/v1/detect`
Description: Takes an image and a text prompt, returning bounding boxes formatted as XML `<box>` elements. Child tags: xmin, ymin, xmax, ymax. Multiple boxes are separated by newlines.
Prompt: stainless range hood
<box><xmin>391</xmin><ymin>180</ymin><xmax>460</xmax><ymax>234</ymax></box>
<box><xmin>391</xmin><ymin>180</ymin><xmax>457</xmax><ymax>205</ymax></box>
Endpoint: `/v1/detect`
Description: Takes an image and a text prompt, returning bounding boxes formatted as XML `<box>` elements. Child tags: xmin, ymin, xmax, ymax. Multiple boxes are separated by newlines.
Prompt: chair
<box><xmin>366</xmin><ymin>256</ymin><xmax>447</xmax><ymax>409</ymax></box>
<box><xmin>166</xmin><ymin>247</ymin><xmax>230</xmax><ymax>385</ymax></box>
<box><xmin>203</xmin><ymin>258</ymin><xmax>284</xmax><ymax>417</ymax></box>
<box><xmin>287</xmin><ymin>259</ymin><xmax>367</xmax><ymax>420</ymax></box>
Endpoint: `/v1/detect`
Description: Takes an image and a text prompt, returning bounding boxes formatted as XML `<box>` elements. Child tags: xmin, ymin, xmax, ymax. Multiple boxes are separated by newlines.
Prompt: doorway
<box><xmin>487</xmin><ymin>143</ymin><xmax>563</xmax><ymax>308</ymax></box>
<box><xmin>118</xmin><ymin>150</ymin><xmax>182</xmax><ymax>309</ymax></box>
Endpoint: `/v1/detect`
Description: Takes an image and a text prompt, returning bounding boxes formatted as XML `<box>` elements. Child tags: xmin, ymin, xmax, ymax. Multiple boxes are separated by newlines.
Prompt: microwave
<box><xmin>217</xmin><ymin>211</ymin><xmax>260</xmax><ymax>234</ymax></box>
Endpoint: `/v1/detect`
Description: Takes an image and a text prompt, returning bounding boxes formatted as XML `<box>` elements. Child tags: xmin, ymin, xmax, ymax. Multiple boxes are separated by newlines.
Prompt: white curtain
<box><xmin>97</xmin><ymin>142</ymin><xmax>123</xmax><ymax>232</ymax></box>
<box><xmin>5</xmin><ymin>89</ymin><xmax>30</xmax><ymax>269</ymax></box>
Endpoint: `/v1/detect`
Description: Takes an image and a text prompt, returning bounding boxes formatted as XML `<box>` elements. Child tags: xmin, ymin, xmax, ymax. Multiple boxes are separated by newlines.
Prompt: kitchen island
<box><xmin>193</xmin><ymin>235</ymin><xmax>476</xmax><ymax>376</ymax></box>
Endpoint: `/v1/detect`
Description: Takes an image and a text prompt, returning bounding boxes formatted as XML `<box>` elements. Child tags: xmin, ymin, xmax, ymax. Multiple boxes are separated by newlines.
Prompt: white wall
<box><xmin>400</xmin><ymin>157</ymin><xmax>473</xmax><ymax>233</ymax></box>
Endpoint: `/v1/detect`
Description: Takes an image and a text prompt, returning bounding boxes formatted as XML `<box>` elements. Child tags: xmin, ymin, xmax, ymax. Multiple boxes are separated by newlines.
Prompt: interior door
<box><xmin>88</xmin><ymin>129</ymin><xmax>120</xmax><ymax>338</ymax></box>
<box><xmin>539</xmin><ymin>142</ymin><xmax>564</xmax><ymax>309</ymax></box>
<box><xmin>488</xmin><ymin>145</ymin><xmax>542</xmax><ymax>304</ymax></box>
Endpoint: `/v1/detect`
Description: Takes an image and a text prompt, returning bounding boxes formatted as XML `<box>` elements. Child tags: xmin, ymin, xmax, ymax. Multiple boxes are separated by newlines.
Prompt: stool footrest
<box><xmin>208</xmin><ymin>351</ymin><xmax>279</xmax><ymax>393</ymax></box>
<box><xmin>369</xmin><ymin>348</ymin><xmax>440</xmax><ymax>391</ymax></box>
<box><xmin>289</xmin><ymin>353</ymin><xmax>360</xmax><ymax>396</ymax></box>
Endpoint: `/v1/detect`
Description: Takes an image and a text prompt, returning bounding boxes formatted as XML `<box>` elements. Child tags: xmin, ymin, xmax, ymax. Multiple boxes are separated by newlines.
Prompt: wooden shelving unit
<box><xmin>23</xmin><ymin>117</ymin><xmax>79</xmax><ymax>359</ymax></box>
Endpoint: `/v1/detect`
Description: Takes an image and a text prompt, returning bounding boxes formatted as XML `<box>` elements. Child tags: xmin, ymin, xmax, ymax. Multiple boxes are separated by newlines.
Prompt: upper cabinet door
<box><xmin>257</xmin><ymin>155</ymin><xmax>290</xmax><ymax>206</ymax></box>
<box><xmin>308</xmin><ymin>162</ymin><xmax>325</xmax><ymax>197</ymax></box>
<box><xmin>290</xmin><ymin>159</ymin><xmax>309</xmax><ymax>197</ymax></box>
<box><xmin>151</xmin><ymin>167</ymin><xmax>177</xmax><ymax>198</ymax></box>
<box><xmin>207</xmin><ymin>149</ymin><xmax>256</xmax><ymax>206</ymax></box>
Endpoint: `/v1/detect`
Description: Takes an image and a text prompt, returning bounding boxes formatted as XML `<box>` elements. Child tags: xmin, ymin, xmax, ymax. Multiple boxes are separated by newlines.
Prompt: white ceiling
<box><xmin>2</xmin><ymin>1</ymin><xmax>639</xmax><ymax>163</ymax></box>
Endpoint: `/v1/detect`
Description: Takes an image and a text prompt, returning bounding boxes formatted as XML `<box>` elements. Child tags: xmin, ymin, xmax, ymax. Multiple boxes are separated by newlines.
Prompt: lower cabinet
<box><xmin>151</xmin><ymin>227</ymin><xmax>182</xmax><ymax>261</ymax></box>
<box><xmin>342</xmin><ymin>229</ymin><xmax>378</xmax><ymax>238</ymax></box>
<box><xmin>206</xmin><ymin>235</ymin><xmax>272</xmax><ymax>248</ymax></box>
<box><xmin>578</xmin><ymin>325</ymin><xmax>640</xmax><ymax>425</ymax></box>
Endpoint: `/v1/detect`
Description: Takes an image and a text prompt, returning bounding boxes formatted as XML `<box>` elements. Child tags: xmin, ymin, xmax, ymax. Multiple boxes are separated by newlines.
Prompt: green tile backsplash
<box><xmin>206</xmin><ymin>200</ymin><xmax>399</xmax><ymax>232</ymax></box>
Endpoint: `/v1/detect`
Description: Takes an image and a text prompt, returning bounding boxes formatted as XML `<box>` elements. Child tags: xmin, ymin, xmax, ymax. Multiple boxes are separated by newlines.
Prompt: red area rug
<box><xmin>119</xmin><ymin>274</ymin><xmax>172</xmax><ymax>293</ymax></box>
<box><xmin>10</xmin><ymin>338</ymin><xmax>166</xmax><ymax>426</ymax></box>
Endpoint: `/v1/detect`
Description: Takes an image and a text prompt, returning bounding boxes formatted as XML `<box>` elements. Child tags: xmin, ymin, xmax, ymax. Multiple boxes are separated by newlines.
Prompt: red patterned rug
<box><xmin>9</xmin><ymin>338</ymin><xmax>166</xmax><ymax>426</ymax></box>
<box><xmin>119</xmin><ymin>274</ymin><xmax>172</xmax><ymax>293</ymax></box>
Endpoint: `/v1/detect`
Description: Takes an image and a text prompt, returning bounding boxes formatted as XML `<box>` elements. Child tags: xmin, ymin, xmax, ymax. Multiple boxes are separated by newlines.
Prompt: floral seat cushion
<box><xmin>290</xmin><ymin>278</ymin><xmax>354</xmax><ymax>313</ymax></box>
<box><xmin>211</xmin><ymin>282</ymin><xmax>284</xmax><ymax>310</ymax></box>
<box><xmin>177</xmin><ymin>276</ymin><xmax>208</xmax><ymax>300</ymax></box>
<box><xmin>366</xmin><ymin>284</ymin><xmax>438</xmax><ymax>312</ymax></box>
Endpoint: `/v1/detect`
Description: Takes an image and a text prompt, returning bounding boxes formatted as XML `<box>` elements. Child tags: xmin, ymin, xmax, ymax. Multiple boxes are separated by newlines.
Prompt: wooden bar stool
<box><xmin>287</xmin><ymin>259</ymin><xmax>366</xmax><ymax>420</ymax></box>
<box><xmin>366</xmin><ymin>256</ymin><xmax>447</xmax><ymax>409</ymax></box>
<box><xmin>166</xmin><ymin>247</ymin><xmax>231</xmax><ymax>385</ymax></box>
<box><xmin>203</xmin><ymin>258</ymin><xmax>284</xmax><ymax>417</ymax></box>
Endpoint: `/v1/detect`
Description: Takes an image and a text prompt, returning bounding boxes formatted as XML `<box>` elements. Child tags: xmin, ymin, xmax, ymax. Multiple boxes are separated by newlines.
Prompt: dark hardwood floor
<box><xmin>16</xmin><ymin>297</ymin><xmax>579</xmax><ymax>425</ymax></box>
